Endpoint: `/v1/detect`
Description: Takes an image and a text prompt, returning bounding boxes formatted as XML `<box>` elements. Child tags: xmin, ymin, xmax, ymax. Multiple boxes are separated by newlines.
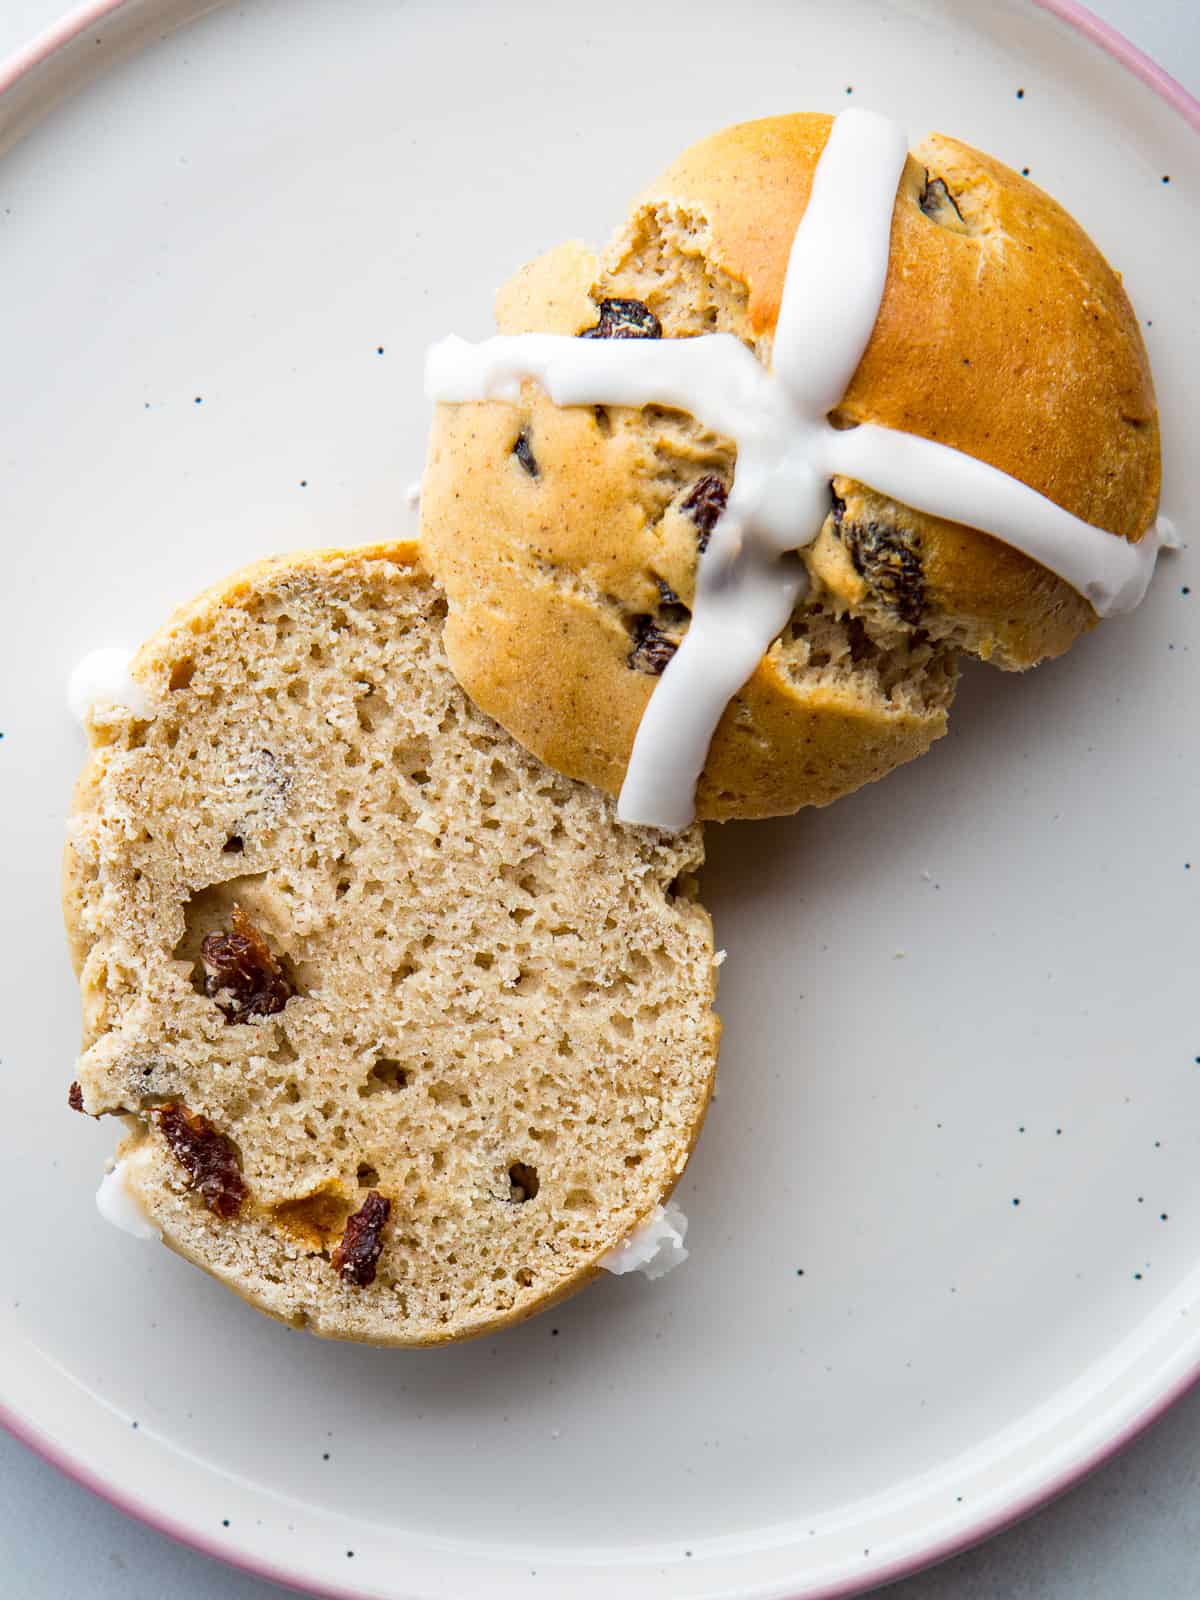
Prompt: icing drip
<box><xmin>96</xmin><ymin>1157</ymin><xmax>159</xmax><ymax>1241</ymax></box>
<box><xmin>425</xmin><ymin>108</ymin><xmax>1168</xmax><ymax>830</ymax></box>
<box><xmin>599</xmin><ymin>1201</ymin><xmax>689</xmax><ymax>1280</ymax></box>
<box><xmin>67</xmin><ymin>647</ymin><xmax>150</xmax><ymax>723</ymax></box>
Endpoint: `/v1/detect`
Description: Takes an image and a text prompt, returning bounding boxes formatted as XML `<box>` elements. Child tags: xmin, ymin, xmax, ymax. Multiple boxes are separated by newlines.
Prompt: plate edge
<box><xmin>0</xmin><ymin>3</ymin><xmax>1197</xmax><ymax>1600</ymax></box>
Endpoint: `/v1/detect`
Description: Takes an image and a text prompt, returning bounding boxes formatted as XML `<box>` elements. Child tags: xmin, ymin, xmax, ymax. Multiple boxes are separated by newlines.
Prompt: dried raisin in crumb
<box><xmin>579</xmin><ymin>298</ymin><xmax>662</xmax><ymax>340</ymax></box>
<box><xmin>68</xmin><ymin>1081</ymin><xmax>84</xmax><ymax>1113</ymax></box>
<box><xmin>152</xmin><ymin>1102</ymin><xmax>245</xmax><ymax>1217</ymax></box>
<box><xmin>627</xmin><ymin>615</ymin><xmax>679</xmax><ymax>675</ymax></box>
<box><xmin>681</xmin><ymin>475</ymin><xmax>728</xmax><ymax>552</ymax></box>
<box><xmin>202</xmin><ymin>905</ymin><xmax>292</xmax><ymax>1025</ymax></box>
<box><xmin>332</xmin><ymin>1191</ymin><xmax>391</xmax><ymax>1286</ymax></box>
<box><xmin>513</xmin><ymin>429</ymin><xmax>539</xmax><ymax>478</ymax></box>
<box><xmin>838</xmin><ymin>514</ymin><xmax>925</xmax><ymax>626</ymax></box>
<box><xmin>918</xmin><ymin>173</ymin><xmax>966</xmax><ymax>229</ymax></box>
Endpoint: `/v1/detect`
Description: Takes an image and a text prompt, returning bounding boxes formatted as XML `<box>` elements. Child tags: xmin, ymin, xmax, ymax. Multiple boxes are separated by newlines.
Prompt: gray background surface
<box><xmin>1</xmin><ymin>1</ymin><xmax>1196</xmax><ymax>1595</ymax></box>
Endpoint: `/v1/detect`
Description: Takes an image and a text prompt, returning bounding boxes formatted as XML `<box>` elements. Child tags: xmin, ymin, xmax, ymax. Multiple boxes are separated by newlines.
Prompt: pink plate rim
<box><xmin>1</xmin><ymin>2</ymin><xmax>1198</xmax><ymax>1598</ymax></box>
<box><xmin>0</xmin><ymin>0</ymin><xmax>129</xmax><ymax>94</ymax></box>
<box><xmin>1031</xmin><ymin>0</ymin><xmax>1200</xmax><ymax>131</ymax></box>
<box><xmin>1</xmin><ymin>1400</ymin><xmax>350</xmax><ymax>1600</ymax></box>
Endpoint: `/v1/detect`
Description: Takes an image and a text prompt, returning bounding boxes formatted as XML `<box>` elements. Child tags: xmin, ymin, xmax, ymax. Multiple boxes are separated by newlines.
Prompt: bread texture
<box><xmin>64</xmin><ymin>544</ymin><xmax>719</xmax><ymax>1345</ymax></box>
<box><xmin>419</xmin><ymin>113</ymin><xmax>1160</xmax><ymax>821</ymax></box>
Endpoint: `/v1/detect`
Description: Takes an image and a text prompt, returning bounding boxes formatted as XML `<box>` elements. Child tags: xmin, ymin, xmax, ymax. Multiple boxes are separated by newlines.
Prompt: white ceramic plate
<box><xmin>1</xmin><ymin>2</ymin><xmax>1197</xmax><ymax>1596</ymax></box>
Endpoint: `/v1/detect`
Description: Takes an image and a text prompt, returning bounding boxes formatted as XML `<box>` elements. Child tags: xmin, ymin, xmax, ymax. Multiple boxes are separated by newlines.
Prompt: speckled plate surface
<box><xmin>1</xmin><ymin>2</ymin><xmax>1197</xmax><ymax>1597</ymax></box>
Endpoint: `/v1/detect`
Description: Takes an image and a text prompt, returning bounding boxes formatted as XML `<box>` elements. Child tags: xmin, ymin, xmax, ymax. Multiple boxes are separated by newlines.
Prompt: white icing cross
<box><xmin>426</xmin><ymin>109</ymin><xmax>1171</xmax><ymax>831</ymax></box>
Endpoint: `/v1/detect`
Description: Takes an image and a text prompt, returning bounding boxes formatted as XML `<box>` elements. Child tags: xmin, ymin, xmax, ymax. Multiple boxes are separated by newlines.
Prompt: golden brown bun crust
<box><xmin>648</xmin><ymin>113</ymin><xmax>1160</xmax><ymax>664</ymax></box>
<box><xmin>421</xmin><ymin>113</ymin><xmax>1160</xmax><ymax>823</ymax></box>
<box><xmin>424</xmin><ymin>213</ymin><xmax>957</xmax><ymax>824</ymax></box>
<box><xmin>424</xmin><ymin>373</ymin><xmax>953</xmax><ymax>822</ymax></box>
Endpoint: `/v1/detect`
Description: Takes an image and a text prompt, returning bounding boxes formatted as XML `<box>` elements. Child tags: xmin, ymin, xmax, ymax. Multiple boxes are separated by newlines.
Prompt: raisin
<box><xmin>681</xmin><ymin>475</ymin><xmax>728</xmax><ymax>552</ymax></box>
<box><xmin>332</xmin><ymin>1190</ymin><xmax>391</xmax><ymax>1286</ymax></box>
<box><xmin>919</xmin><ymin>173</ymin><xmax>966</xmax><ymax>229</ymax></box>
<box><xmin>627</xmin><ymin>615</ymin><xmax>679</xmax><ymax>675</ymax></box>
<box><xmin>580</xmin><ymin>298</ymin><xmax>662</xmax><ymax>340</ymax></box>
<box><xmin>201</xmin><ymin>905</ymin><xmax>293</xmax><ymax>1025</ymax></box>
<box><xmin>68</xmin><ymin>1081</ymin><xmax>84</xmax><ymax>1113</ymax></box>
<box><xmin>513</xmin><ymin>429</ymin><xmax>539</xmax><ymax>478</ymax></box>
<box><xmin>152</xmin><ymin>1102</ymin><xmax>245</xmax><ymax>1218</ymax></box>
<box><xmin>838</xmin><ymin>514</ymin><xmax>925</xmax><ymax>626</ymax></box>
